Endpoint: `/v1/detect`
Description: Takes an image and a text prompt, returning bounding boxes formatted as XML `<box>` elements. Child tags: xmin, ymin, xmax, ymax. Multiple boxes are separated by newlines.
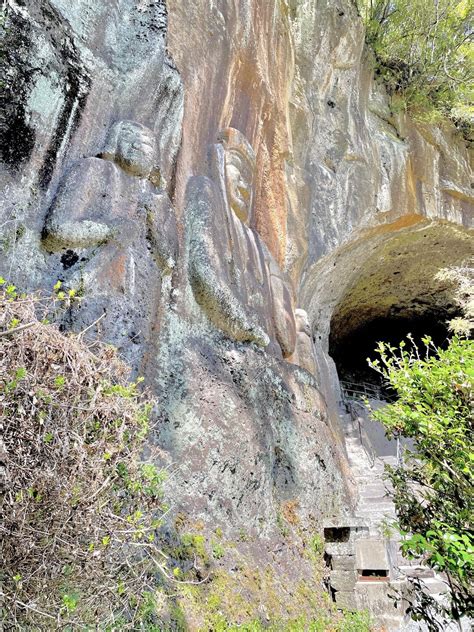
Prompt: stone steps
<box><xmin>398</xmin><ymin>566</ymin><xmax>435</xmax><ymax>580</ymax></box>
<box><xmin>343</xmin><ymin>419</ymin><xmax>407</xmax><ymax>543</ymax></box>
<box><xmin>339</xmin><ymin>404</ymin><xmax>468</xmax><ymax>629</ymax></box>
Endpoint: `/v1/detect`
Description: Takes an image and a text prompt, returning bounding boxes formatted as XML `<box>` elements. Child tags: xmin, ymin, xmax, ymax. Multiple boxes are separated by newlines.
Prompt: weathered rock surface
<box><xmin>1</xmin><ymin>0</ymin><xmax>183</xmax><ymax>333</ymax></box>
<box><xmin>153</xmin><ymin>329</ymin><xmax>350</xmax><ymax>530</ymax></box>
<box><xmin>1</xmin><ymin>0</ymin><xmax>472</xmax><ymax>627</ymax></box>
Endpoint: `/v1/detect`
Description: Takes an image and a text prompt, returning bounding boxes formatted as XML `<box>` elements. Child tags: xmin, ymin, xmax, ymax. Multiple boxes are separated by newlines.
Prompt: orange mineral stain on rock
<box><xmin>365</xmin><ymin>213</ymin><xmax>426</xmax><ymax>238</ymax></box>
<box><xmin>97</xmin><ymin>252</ymin><xmax>128</xmax><ymax>292</ymax></box>
<box><xmin>167</xmin><ymin>0</ymin><xmax>294</xmax><ymax>265</ymax></box>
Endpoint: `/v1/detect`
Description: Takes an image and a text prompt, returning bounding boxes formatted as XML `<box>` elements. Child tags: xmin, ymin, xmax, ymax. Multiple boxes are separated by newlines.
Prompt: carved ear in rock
<box><xmin>149</xmin><ymin>166</ymin><xmax>161</xmax><ymax>188</ymax></box>
<box><xmin>100</xmin><ymin>120</ymin><xmax>123</xmax><ymax>162</ymax></box>
<box><xmin>293</xmin><ymin>308</ymin><xmax>318</xmax><ymax>376</ymax></box>
<box><xmin>295</xmin><ymin>308</ymin><xmax>312</xmax><ymax>336</ymax></box>
<box><xmin>217</xmin><ymin>127</ymin><xmax>256</xmax><ymax>169</ymax></box>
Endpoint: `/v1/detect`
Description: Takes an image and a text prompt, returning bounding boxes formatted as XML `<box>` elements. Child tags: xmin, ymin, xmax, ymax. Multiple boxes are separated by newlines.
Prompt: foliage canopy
<box><xmin>357</xmin><ymin>0</ymin><xmax>474</xmax><ymax>135</ymax></box>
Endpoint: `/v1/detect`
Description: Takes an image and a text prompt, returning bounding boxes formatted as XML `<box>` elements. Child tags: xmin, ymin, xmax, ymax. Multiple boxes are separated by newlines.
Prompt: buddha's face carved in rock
<box><xmin>102</xmin><ymin>121</ymin><xmax>160</xmax><ymax>185</ymax></box>
<box><xmin>225</xmin><ymin>149</ymin><xmax>254</xmax><ymax>224</ymax></box>
<box><xmin>218</xmin><ymin>128</ymin><xmax>256</xmax><ymax>225</ymax></box>
<box><xmin>295</xmin><ymin>308</ymin><xmax>312</xmax><ymax>337</ymax></box>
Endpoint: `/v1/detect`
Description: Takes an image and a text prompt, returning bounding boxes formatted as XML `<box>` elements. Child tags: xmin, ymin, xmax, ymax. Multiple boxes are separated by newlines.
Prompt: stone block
<box><xmin>324</xmin><ymin>521</ymin><xmax>369</xmax><ymax>543</ymax></box>
<box><xmin>399</xmin><ymin>565</ymin><xmax>434</xmax><ymax>579</ymax></box>
<box><xmin>325</xmin><ymin>541</ymin><xmax>353</xmax><ymax>557</ymax></box>
<box><xmin>334</xmin><ymin>590</ymin><xmax>358</xmax><ymax>611</ymax></box>
<box><xmin>355</xmin><ymin>538</ymin><xmax>389</xmax><ymax>571</ymax></box>
<box><xmin>331</xmin><ymin>554</ymin><xmax>356</xmax><ymax>571</ymax></box>
<box><xmin>355</xmin><ymin>581</ymin><xmax>400</xmax><ymax>617</ymax></box>
<box><xmin>375</xmin><ymin>615</ymin><xmax>405</xmax><ymax>632</ymax></box>
<box><xmin>330</xmin><ymin>570</ymin><xmax>358</xmax><ymax>592</ymax></box>
<box><xmin>324</xmin><ymin>523</ymin><xmax>370</xmax><ymax>557</ymax></box>
<box><xmin>420</xmin><ymin>578</ymin><xmax>449</xmax><ymax>595</ymax></box>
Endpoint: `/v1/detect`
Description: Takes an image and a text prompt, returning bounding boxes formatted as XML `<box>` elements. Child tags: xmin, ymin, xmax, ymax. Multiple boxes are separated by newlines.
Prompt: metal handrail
<box><xmin>340</xmin><ymin>380</ymin><xmax>395</xmax><ymax>403</ymax></box>
<box><xmin>340</xmin><ymin>380</ymin><xmax>404</xmax><ymax>469</ymax></box>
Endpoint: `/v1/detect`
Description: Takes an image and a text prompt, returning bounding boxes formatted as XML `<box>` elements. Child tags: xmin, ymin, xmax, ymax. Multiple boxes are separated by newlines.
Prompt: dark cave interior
<box><xmin>329</xmin><ymin>307</ymin><xmax>458</xmax><ymax>389</ymax></box>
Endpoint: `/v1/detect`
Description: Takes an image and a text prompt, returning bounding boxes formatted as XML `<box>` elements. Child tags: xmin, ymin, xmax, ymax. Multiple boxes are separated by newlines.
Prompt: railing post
<box><xmin>396</xmin><ymin>437</ymin><xmax>403</xmax><ymax>468</ymax></box>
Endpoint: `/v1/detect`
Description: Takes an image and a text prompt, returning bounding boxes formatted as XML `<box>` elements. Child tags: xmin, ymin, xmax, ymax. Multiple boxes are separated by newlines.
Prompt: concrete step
<box><xmin>350</xmin><ymin>471</ymin><xmax>385</xmax><ymax>479</ymax></box>
<box><xmin>350</xmin><ymin>464</ymin><xmax>386</xmax><ymax>473</ymax></box>
<box><xmin>355</xmin><ymin>502</ymin><xmax>392</xmax><ymax>512</ymax></box>
<box><xmin>358</xmin><ymin>492</ymin><xmax>392</xmax><ymax>503</ymax></box>
<box><xmin>351</xmin><ymin>474</ymin><xmax>386</xmax><ymax>484</ymax></box>
<box><xmin>341</xmin><ymin>408</ymin><xmax>448</xmax><ymax>628</ymax></box>
<box><xmin>357</xmin><ymin>509</ymin><xmax>394</xmax><ymax>517</ymax></box>
<box><xmin>356</xmin><ymin>514</ymin><xmax>395</xmax><ymax>528</ymax></box>
<box><xmin>359</xmin><ymin>483</ymin><xmax>391</xmax><ymax>494</ymax></box>
<box><xmin>398</xmin><ymin>566</ymin><xmax>435</xmax><ymax>579</ymax></box>
<box><xmin>381</xmin><ymin>456</ymin><xmax>398</xmax><ymax>466</ymax></box>
<box><xmin>357</xmin><ymin>488</ymin><xmax>391</xmax><ymax>497</ymax></box>
<box><xmin>356</xmin><ymin>511</ymin><xmax>395</xmax><ymax>519</ymax></box>
<box><xmin>419</xmin><ymin>577</ymin><xmax>449</xmax><ymax>595</ymax></box>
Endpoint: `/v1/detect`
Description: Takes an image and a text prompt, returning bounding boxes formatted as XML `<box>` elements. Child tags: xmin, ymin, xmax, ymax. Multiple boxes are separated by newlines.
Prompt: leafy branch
<box><xmin>368</xmin><ymin>335</ymin><xmax>474</xmax><ymax>628</ymax></box>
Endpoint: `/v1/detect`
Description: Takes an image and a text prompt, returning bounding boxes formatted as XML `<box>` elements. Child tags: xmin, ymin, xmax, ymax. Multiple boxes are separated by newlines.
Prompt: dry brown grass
<box><xmin>0</xmin><ymin>284</ymin><xmax>170</xmax><ymax>629</ymax></box>
<box><xmin>281</xmin><ymin>500</ymin><xmax>300</xmax><ymax>526</ymax></box>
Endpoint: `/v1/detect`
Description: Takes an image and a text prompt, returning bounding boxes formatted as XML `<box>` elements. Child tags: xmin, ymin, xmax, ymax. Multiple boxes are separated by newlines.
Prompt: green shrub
<box><xmin>336</xmin><ymin>610</ymin><xmax>373</xmax><ymax>632</ymax></box>
<box><xmin>212</xmin><ymin>542</ymin><xmax>226</xmax><ymax>559</ymax></box>
<box><xmin>310</xmin><ymin>533</ymin><xmax>325</xmax><ymax>557</ymax></box>
<box><xmin>369</xmin><ymin>335</ymin><xmax>474</xmax><ymax>625</ymax></box>
<box><xmin>356</xmin><ymin>0</ymin><xmax>473</xmax><ymax>136</ymax></box>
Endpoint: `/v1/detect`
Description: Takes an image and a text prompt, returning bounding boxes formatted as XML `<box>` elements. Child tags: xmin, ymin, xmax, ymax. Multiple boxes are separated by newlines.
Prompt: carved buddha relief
<box><xmin>223</xmin><ymin>135</ymin><xmax>254</xmax><ymax>224</ymax></box>
<box><xmin>186</xmin><ymin>127</ymin><xmax>296</xmax><ymax>358</ymax></box>
<box><xmin>42</xmin><ymin>120</ymin><xmax>177</xmax><ymax>362</ymax></box>
<box><xmin>100</xmin><ymin>121</ymin><xmax>161</xmax><ymax>186</ymax></box>
<box><xmin>293</xmin><ymin>308</ymin><xmax>318</xmax><ymax>376</ymax></box>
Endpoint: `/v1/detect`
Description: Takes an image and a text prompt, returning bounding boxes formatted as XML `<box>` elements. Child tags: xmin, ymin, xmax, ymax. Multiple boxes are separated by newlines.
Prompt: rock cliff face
<box><xmin>1</xmin><ymin>0</ymin><xmax>472</xmax><ymax>626</ymax></box>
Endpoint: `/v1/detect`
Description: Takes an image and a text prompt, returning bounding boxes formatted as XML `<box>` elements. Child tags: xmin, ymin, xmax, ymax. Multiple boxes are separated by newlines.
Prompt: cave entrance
<box><xmin>327</xmin><ymin>222</ymin><xmax>470</xmax><ymax>393</ymax></box>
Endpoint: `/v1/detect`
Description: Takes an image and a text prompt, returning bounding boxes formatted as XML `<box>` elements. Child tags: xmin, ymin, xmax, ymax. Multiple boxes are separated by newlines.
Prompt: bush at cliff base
<box><xmin>369</xmin><ymin>335</ymin><xmax>474</xmax><ymax>628</ymax></box>
<box><xmin>0</xmin><ymin>281</ymin><xmax>170</xmax><ymax>629</ymax></box>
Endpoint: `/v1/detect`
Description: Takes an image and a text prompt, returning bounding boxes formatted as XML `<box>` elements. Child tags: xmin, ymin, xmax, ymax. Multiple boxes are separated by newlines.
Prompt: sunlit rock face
<box><xmin>1</xmin><ymin>0</ymin><xmax>472</xmax><ymax>620</ymax></box>
<box><xmin>152</xmin><ymin>123</ymin><xmax>351</xmax><ymax>537</ymax></box>
<box><xmin>41</xmin><ymin>120</ymin><xmax>178</xmax><ymax>366</ymax></box>
<box><xmin>1</xmin><ymin>0</ymin><xmax>183</xmax><ymax>366</ymax></box>
<box><xmin>284</xmin><ymin>0</ymin><xmax>472</xmax><ymax>433</ymax></box>
<box><xmin>167</xmin><ymin>0</ymin><xmax>295</xmax><ymax>264</ymax></box>
<box><xmin>286</xmin><ymin>0</ymin><xmax>472</xmax><ymax>284</ymax></box>
<box><xmin>1</xmin><ymin>0</ymin><xmax>352</xmax><ymax>542</ymax></box>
